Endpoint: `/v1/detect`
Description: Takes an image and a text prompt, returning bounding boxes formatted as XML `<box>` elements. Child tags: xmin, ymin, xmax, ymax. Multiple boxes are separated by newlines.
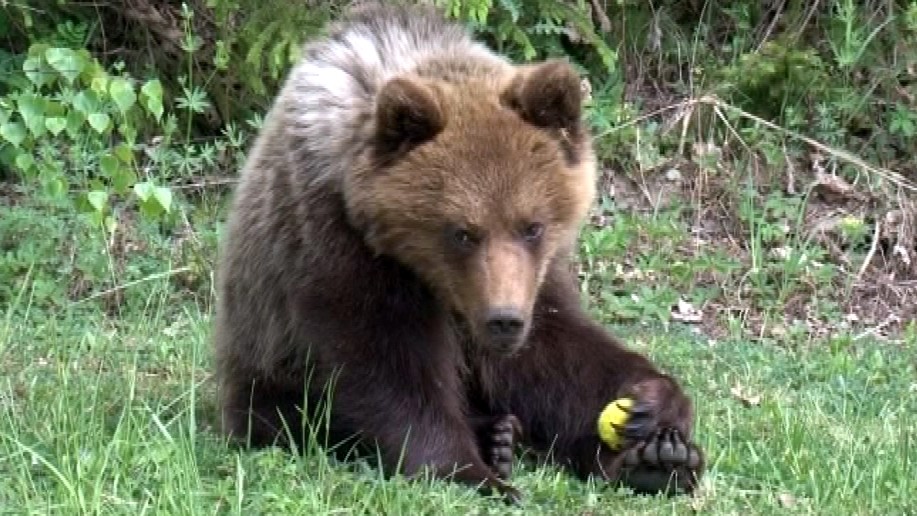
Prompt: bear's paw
<box><xmin>617</xmin><ymin>427</ymin><xmax>703</xmax><ymax>495</ymax></box>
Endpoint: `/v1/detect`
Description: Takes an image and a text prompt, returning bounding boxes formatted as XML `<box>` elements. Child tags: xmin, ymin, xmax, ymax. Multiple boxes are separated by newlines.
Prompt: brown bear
<box><xmin>212</xmin><ymin>2</ymin><xmax>704</xmax><ymax>503</ymax></box>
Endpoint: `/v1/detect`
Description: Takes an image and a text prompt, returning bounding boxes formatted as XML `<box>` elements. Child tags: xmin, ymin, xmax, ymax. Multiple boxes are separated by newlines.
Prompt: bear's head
<box><xmin>346</xmin><ymin>59</ymin><xmax>596</xmax><ymax>356</ymax></box>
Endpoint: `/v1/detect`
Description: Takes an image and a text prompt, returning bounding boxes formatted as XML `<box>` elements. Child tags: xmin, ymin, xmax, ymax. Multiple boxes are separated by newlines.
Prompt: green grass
<box><xmin>1</xmin><ymin>205</ymin><xmax>914</xmax><ymax>514</ymax></box>
<box><xmin>2</xmin><ymin>0</ymin><xmax>916</xmax><ymax>512</ymax></box>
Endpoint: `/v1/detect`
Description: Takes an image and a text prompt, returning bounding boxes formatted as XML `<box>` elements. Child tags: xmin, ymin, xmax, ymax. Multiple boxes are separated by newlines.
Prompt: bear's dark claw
<box><xmin>622</xmin><ymin>401</ymin><xmax>656</xmax><ymax>441</ymax></box>
<box><xmin>616</xmin><ymin>428</ymin><xmax>703</xmax><ymax>496</ymax></box>
<box><xmin>482</xmin><ymin>414</ymin><xmax>521</xmax><ymax>481</ymax></box>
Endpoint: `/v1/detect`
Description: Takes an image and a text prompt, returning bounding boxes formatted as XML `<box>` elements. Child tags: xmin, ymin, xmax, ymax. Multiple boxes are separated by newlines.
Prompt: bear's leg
<box><xmin>470</xmin><ymin>413</ymin><xmax>522</xmax><ymax>481</ymax></box>
<box><xmin>493</xmin><ymin>273</ymin><xmax>706</xmax><ymax>495</ymax></box>
<box><xmin>219</xmin><ymin>373</ymin><xmax>306</xmax><ymax>450</ymax></box>
<box><xmin>322</xmin><ymin>346</ymin><xmax>523</xmax><ymax>504</ymax></box>
<box><xmin>541</xmin><ymin>317</ymin><xmax>704</xmax><ymax>494</ymax></box>
<box><xmin>334</xmin><ymin>379</ymin><xmax>522</xmax><ymax>503</ymax></box>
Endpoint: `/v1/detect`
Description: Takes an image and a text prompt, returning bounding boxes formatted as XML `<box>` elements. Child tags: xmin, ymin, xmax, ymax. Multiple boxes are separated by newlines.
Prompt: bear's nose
<box><xmin>485</xmin><ymin>307</ymin><xmax>525</xmax><ymax>338</ymax></box>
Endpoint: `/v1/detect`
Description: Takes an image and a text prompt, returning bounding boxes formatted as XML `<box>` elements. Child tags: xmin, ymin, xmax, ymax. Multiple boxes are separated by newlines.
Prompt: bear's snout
<box><xmin>482</xmin><ymin>306</ymin><xmax>529</xmax><ymax>354</ymax></box>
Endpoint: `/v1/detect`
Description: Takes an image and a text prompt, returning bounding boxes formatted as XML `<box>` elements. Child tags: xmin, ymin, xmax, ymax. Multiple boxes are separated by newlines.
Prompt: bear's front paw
<box><xmin>601</xmin><ymin>377</ymin><xmax>695</xmax><ymax>447</ymax></box>
<box><xmin>482</xmin><ymin>414</ymin><xmax>522</xmax><ymax>481</ymax></box>
<box><xmin>617</xmin><ymin>427</ymin><xmax>704</xmax><ymax>495</ymax></box>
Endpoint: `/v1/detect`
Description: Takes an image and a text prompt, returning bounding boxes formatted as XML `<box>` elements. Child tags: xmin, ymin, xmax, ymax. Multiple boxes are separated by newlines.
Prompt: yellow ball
<box><xmin>597</xmin><ymin>397</ymin><xmax>634</xmax><ymax>450</ymax></box>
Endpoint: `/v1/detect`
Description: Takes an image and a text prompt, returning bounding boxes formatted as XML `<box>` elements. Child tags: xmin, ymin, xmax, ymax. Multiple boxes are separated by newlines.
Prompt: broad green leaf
<box><xmin>87</xmin><ymin>112</ymin><xmax>110</xmax><ymax>133</ymax></box>
<box><xmin>42</xmin><ymin>177</ymin><xmax>66</xmax><ymax>200</ymax></box>
<box><xmin>23</xmin><ymin>55</ymin><xmax>54</xmax><ymax>88</ymax></box>
<box><xmin>17</xmin><ymin>94</ymin><xmax>47</xmax><ymax>138</ymax></box>
<box><xmin>72</xmin><ymin>90</ymin><xmax>101</xmax><ymax>115</ymax></box>
<box><xmin>88</xmin><ymin>178</ymin><xmax>105</xmax><ymax>192</ymax></box>
<box><xmin>26</xmin><ymin>43</ymin><xmax>51</xmax><ymax>58</ymax></box>
<box><xmin>140</xmin><ymin>79</ymin><xmax>164</xmax><ymax>121</ymax></box>
<box><xmin>45</xmin><ymin>116</ymin><xmax>67</xmax><ymax>135</ymax></box>
<box><xmin>99</xmin><ymin>153</ymin><xmax>119</xmax><ymax>176</ymax></box>
<box><xmin>0</xmin><ymin>122</ymin><xmax>26</xmax><ymax>146</ymax></box>
<box><xmin>214</xmin><ymin>41</ymin><xmax>230</xmax><ymax>70</ymax></box>
<box><xmin>113</xmin><ymin>142</ymin><xmax>133</xmax><ymax>163</ymax></box>
<box><xmin>139</xmin><ymin>199</ymin><xmax>162</xmax><ymax>219</ymax></box>
<box><xmin>87</xmin><ymin>190</ymin><xmax>108</xmax><ymax>213</ymax></box>
<box><xmin>153</xmin><ymin>186</ymin><xmax>173</xmax><ymax>214</ymax></box>
<box><xmin>45</xmin><ymin>47</ymin><xmax>85</xmax><ymax>84</ymax></box>
<box><xmin>85</xmin><ymin>209</ymin><xmax>103</xmax><ymax>227</ymax></box>
<box><xmin>91</xmin><ymin>76</ymin><xmax>109</xmax><ymax>95</ymax></box>
<box><xmin>14</xmin><ymin>152</ymin><xmax>34</xmax><ymax>172</ymax></box>
<box><xmin>133</xmin><ymin>181</ymin><xmax>154</xmax><ymax>202</ymax></box>
<box><xmin>104</xmin><ymin>215</ymin><xmax>117</xmax><ymax>233</ymax></box>
<box><xmin>109</xmin><ymin>78</ymin><xmax>137</xmax><ymax>114</ymax></box>
<box><xmin>111</xmin><ymin>166</ymin><xmax>137</xmax><ymax>195</ymax></box>
<box><xmin>65</xmin><ymin>110</ymin><xmax>84</xmax><ymax>139</ymax></box>
<box><xmin>74</xmin><ymin>49</ymin><xmax>96</xmax><ymax>82</ymax></box>
<box><xmin>117</xmin><ymin>122</ymin><xmax>137</xmax><ymax>145</ymax></box>
<box><xmin>42</xmin><ymin>100</ymin><xmax>66</xmax><ymax>118</ymax></box>
<box><xmin>25</xmin><ymin>114</ymin><xmax>46</xmax><ymax>138</ymax></box>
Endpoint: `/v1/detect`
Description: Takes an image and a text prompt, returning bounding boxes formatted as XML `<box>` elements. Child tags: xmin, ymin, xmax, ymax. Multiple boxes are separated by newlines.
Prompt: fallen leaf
<box><xmin>811</xmin><ymin>171</ymin><xmax>862</xmax><ymax>203</ymax></box>
<box><xmin>672</xmin><ymin>298</ymin><xmax>703</xmax><ymax>324</ymax></box>
<box><xmin>689</xmin><ymin>490</ymin><xmax>710</xmax><ymax>512</ymax></box>
<box><xmin>730</xmin><ymin>383</ymin><xmax>762</xmax><ymax>407</ymax></box>
<box><xmin>778</xmin><ymin>492</ymin><xmax>797</xmax><ymax>508</ymax></box>
<box><xmin>580</xmin><ymin>78</ymin><xmax>593</xmax><ymax>101</ymax></box>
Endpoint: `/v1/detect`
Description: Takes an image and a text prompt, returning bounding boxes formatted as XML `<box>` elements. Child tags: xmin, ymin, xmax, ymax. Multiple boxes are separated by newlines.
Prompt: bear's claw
<box><xmin>621</xmin><ymin>401</ymin><xmax>657</xmax><ymax>440</ymax></box>
<box><xmin>483</xmin><ymin>414</ymin><xmax>521</xmax><ymax>481</ymax></box>
<box><xmin>617</xmin><ymin>427</ymin><xmax>703</xmax><ymax>495</ymax></box>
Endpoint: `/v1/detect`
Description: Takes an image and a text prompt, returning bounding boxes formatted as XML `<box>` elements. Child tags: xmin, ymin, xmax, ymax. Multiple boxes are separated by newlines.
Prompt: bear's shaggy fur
<box><xmin>213</xmin><ymin>3</ymin><xmax>704</xmax><ymax>501</ymax></box>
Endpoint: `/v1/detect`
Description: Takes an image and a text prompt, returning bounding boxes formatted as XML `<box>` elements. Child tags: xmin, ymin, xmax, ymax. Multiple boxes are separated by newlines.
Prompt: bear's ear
<box><xmin>501</xmin><ymin>59</ymin><xmax>583</xmax><ymax>135</ymax></box>
<box><xmin>373</xmin><ymin>77</ymin><xmax>445</xmax><ymax>162</ymax></box>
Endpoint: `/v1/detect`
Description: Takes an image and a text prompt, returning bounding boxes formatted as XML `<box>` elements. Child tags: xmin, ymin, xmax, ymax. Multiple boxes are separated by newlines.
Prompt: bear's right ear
<box><xmin>373</xmin><ymin>77</ymin><xmax>445</xmax><ymax>162</ymax></box>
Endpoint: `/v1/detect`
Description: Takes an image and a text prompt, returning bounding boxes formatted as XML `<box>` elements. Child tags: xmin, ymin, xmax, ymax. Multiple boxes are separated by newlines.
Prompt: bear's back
<box><xmin>248</xmin><ymin>4</ymin><xmax>510</xmax><ymax>186</ymax></box>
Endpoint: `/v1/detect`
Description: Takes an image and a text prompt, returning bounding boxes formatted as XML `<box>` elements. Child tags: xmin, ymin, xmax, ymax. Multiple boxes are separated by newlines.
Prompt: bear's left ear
<box><xmin>373</xmin><ymin>76</ymin><xmax>445</xmax><ymax>163</ymax></box>
<box><xmin>501</xmin><ymin>59</ymin><xmax>584</xmax><ymax>137</ymax></box>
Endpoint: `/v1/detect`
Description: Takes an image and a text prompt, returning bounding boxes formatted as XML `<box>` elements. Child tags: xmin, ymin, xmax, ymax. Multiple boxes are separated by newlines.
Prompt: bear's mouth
<box><xmin>450</xmin><ymin>309</ymin><xmax>531</xmax><ymax>356</ymax></box>
<box><xmin>481</xmin><ymin>330</ymin><xmax>529</xmax><ymax>356</ymax></box>
<box><xmin>477</xmin><ymin>306</ymin><xmax>531</xmax><ymax>356</ymax></box>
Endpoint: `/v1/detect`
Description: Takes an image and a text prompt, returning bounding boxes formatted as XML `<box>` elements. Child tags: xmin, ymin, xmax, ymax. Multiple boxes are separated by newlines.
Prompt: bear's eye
<box><xmin>452</xmin><ymin>228</ymin><xmax>479</xmax><ymax>249</ymax></box>
<box><xmin>522</xmin><ymin>222</ymin><xmax>545</xmax><ymax>242</ymax></box>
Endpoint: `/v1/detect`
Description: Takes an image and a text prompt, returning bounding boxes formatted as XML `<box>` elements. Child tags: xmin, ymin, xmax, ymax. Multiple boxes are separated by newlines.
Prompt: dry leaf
<box><xmin>730</xmin><ymin>384</ymin><xmax>762</xmax><ymax>407</ymax></box>
<box><xmin>672</xmin><ymin>298</ymin><xmax>703</xmax><ymax>324</ymax></box>
<box><xmin>689</xmin><ymin>490</ymin><xmax>710</xmax><ymax>512</ymax></box>
<box><xmin>579</xmin><ymin>78</ymin><xmax>592</xmax><ymax>102</ymax></box>
<box><xmin>811</xmin><ymin>171</ymin><xmax>862</xmax><ymax>203</ymax></box>
<box><xmin>778</xmin><ymin>492</ymin><xmax>797</xmax><ymax>508</ymax></box>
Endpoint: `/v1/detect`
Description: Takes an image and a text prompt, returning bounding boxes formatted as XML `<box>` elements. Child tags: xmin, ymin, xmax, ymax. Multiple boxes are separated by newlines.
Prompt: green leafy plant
<box><xmin>438</xmin><ymin>0</ymin><xmax>618</xmax><ymax>74</ymax></box>
<box><xmin>0</xmin><ymin>42</ymin><xmax>174</xmax><ymax>229</ymax></box>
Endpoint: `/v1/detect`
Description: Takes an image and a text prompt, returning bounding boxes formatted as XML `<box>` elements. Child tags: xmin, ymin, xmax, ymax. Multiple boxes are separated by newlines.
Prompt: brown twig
<box><xmin>73</xmin><ymin>267</ymin><xmax>192</xmax><ymax>305</ymax></box>
<box><xmin>857</xmin><ymin>219</ymin><xmax>882</xmax><ymax>280</ymax></box>
<box><xmin>596</xmin><ymin>95</ymin><xmax>917</xmax><ymax>193</ymax></box>
<box><xmin>588</xmin><ymin>0</ymin><xmax>613</xmax><ymax>33</ymax></box>
<box><xmin>121</xmin><ymin>0</ymin><xmax>184</xmax><ymax>54</ymax></box>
